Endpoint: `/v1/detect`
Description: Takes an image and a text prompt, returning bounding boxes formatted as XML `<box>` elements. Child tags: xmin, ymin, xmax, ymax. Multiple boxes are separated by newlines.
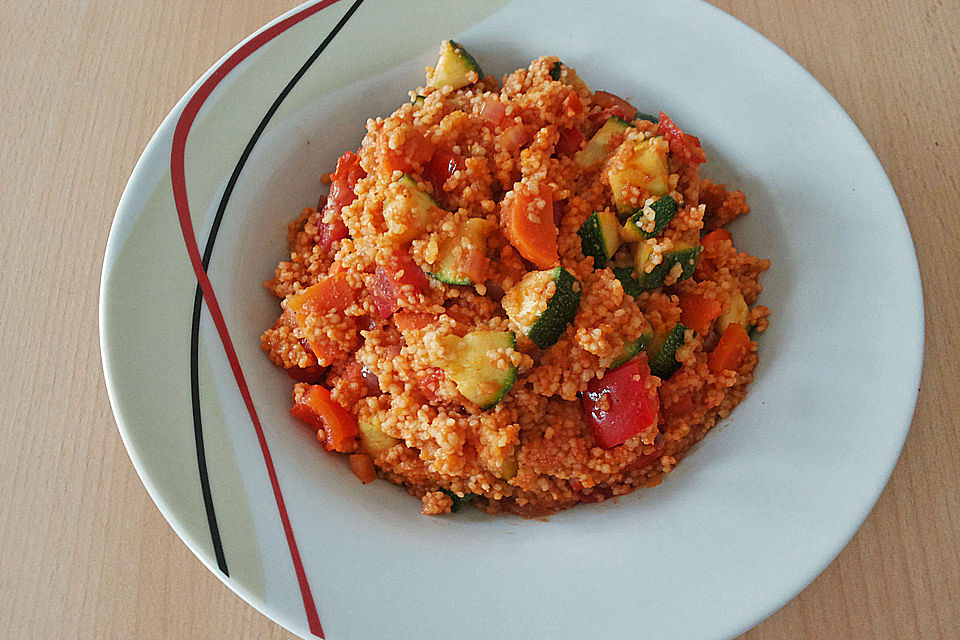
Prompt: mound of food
<box><xmin>260</xmin><ymin>41</ymin><xmax>770</xmax><ymax>516</ymax></box>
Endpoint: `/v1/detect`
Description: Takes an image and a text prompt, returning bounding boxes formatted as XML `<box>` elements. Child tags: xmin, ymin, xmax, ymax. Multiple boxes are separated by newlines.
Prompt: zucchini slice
<box><xmin>386</xmin><ymin>174</ymin><xmax>440</xmax><ymax>242</ymax></box>
<box><xmin>606</xmin><ymin>135</ymin><xmax>670</xmax><ymax>215</ymax></box>
<box><xmin>613</xmin><ymin>265</ymin><xmax>643</xmax><ymax>299</ymax></box>
<box><xmin>646</xmin><ymin>323</ymin><xmax>690</xmax><ymax>379</ymax></box>
<box><xmin>439</xmin><ymin>330</ymin><xmax>518</xmax><ymax>409</ymax></box>
<box><xmin>635</xmin><ymin>112</ymin><xmax>659</xmax><ymax>124</ymax></box>
<box><xmin>500</xmin><ymin>455</ymin><xmax>519</xmax><ymax>480</ymax></box>
<box><xmin>578</xmin><ymin>210</ymin><xmax>622</xmax><ymax>268</ymax></box>
<box><xmin>575</xmin><ymin>116</ymin><xmax>632</xmax><ymax>171</ymax></box>
<box><xmin>717</xmin><ymin>289</ymin><xmax>750</xmax><ymax>332</ymax></box>
<box><xmin>440</xmin><ymin>488</ymin><xmax>474</xmax><ymax>512</ymax></box>
<box><xmin>428</xmin><ymin>40</ymin><xmax>482</xmax><ymax>90</ymax></box>
<box><xmin>358</xmin><ymin>414</ymin><xmax>400</xmax><ymax>457</ymax></box>
<box><xmin>622</xmin><ymin>195</ymin><xmax>679</xmax><ymax>241</ymax></box>
<box><xmin>610</xmin><ymin>327</ymin><xmax>654</xmax><ymax>368</ymax></box>
<box><xmin>411</xmin><ymin>94</ymin><xmax>426</xmax><ymax>107</ymax></box>
<box><xmin>429</xmin><ymin>218</ymin><xmax>495</xmax><ymax>285</ymax></box>
<box><xmin>502</xmin><ymin>267</ymin><xmax>582</xmax><ymax>349</ymax></box>
<box><xmin>634</xmin><ymin>241</ymin><xmax>701</xmax><ymax>292</ymax></box>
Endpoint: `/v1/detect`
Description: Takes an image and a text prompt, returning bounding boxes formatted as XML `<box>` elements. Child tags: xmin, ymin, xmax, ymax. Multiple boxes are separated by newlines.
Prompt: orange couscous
<box><xmin>260</xmin><ymin>41</ymin><xmax>770</xmax><ymax>517</ymax></box>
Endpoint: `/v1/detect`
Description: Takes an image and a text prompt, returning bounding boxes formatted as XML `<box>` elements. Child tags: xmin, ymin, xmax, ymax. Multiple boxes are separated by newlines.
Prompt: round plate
<box><xmin>99</xmin><ymin>1</ymin><xmax>923</xmax><ymax>638</ymax></box>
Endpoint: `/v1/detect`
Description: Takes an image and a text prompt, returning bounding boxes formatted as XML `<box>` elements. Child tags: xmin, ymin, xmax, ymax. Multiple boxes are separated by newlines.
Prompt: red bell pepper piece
<box><xmin>285</xmin><ymin>273</ymin><xmax>357</xmax><ymax>365</ymax></box>
<box><xmin>424</xmin><ymin>147</ymin><xmax>465</xmax><ymax>197</ymax></box>
<box><xmin>378</xmin><ymin>127</ymin><xmax>434</xmax><ymax>174</ymax></box>
<box><xmin>318</xmin><ymin>151</ymin><xmax>364</xmax><ymax>253</ymax></box>
<box><xmin>290</xmin><ymin>383</ymin><xmax>358</xmax><ymax>453</ymax></box>
<box><xmin>583</xmin><ymin>354</ymin><xmax>660</xmax><ymax>449</ymax></box>
<box><xmin>658</xmin><ymin>111</ymin><xmax>707</xmax><ymax>165</ymax></box>
<box><xmin>708</xmin><ymin>323</ymin><xmax>752</xmax><ymax>376</ymax></box>
<box><xmin>678</xmin><ymin>293</ymin><xmax>723</xmax><ymax>334</ymax></box>
<box><xmin>556</xmin><ymin>127</ymin><xmax>585</xmax><ymax>157</ymax></box>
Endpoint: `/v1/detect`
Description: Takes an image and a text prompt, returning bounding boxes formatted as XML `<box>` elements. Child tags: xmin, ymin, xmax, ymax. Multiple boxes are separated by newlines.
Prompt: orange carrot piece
<box><xmin>678</xmin><ymin>293</ymin><xmax>723</xmax><ymax>334</ymax></box>
<box><xmin>708</xmin><ymin>323</ymin><xmax>752</xmax><ymax>376</ymax></box>
<box><xmin>503</xmin><ymin>181</ymin><xmax>558</xmax><ymax>269</ymax></box>
<box><xmin>285</xmin><ymin>273</ymin><xmax>356</xmax><ymax>364</ymax></box>
<box><xmin>290</xmin><ymin>384</ymin><xmax>358</xmax><ymax>453</ymax></box>
<box><xmin>349</xmin><ymin>453</ymin><xmax>377</xmax><ymax>484</ymax></box>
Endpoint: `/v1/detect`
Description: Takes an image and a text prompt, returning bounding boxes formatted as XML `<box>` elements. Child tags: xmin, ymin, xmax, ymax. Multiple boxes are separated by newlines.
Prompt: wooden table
<box><xmin>1</xmin><ymin>1</ymin><xmax>957</xmax><ymax>637</ymax></box>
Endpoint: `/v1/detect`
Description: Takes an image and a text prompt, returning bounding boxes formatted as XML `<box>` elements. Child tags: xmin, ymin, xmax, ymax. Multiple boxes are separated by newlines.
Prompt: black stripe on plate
<box><xmin>189</xmin><ymin>0</ymin><xmax>366</xmax><ymax>577</ymax></box>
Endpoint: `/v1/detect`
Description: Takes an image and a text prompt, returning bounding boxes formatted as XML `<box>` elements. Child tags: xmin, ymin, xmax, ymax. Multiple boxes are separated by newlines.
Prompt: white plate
<box><xmin>99</xmin><ymin>1</ymin><xmax>924</xmax><ymax>638</ymax></box>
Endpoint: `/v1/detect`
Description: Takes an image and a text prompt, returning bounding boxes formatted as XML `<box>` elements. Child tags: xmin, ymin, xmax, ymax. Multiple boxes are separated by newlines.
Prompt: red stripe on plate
<box><xmin>170</xmin><ymin>1</ymin><xmax>344</xmax><ymax>637</ymax></box>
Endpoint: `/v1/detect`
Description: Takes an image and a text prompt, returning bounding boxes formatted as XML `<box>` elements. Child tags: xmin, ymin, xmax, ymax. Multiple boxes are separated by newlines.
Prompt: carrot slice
<box><xmin>708</xmin><ymin>323</ymin><xmax>752</xmax><ymax>376</ymax></box>
<box><xmin>285</xmin><ymin>273</ymin><xmax>356</xmax><ymax>364</ymax></box>
<box><xmin>678</xmin><ymin>293</ymin><xmax>723</xmax><ymax>334</ymax></box>
<box><xmin>349</xmin><ymin>453</ymin><xmax>377</xmax><ymax>484</ymax></box>
<box><xmin>503</xmin><ymin>181</ymin><xmax>558</xmax><ymax>269</ymax></box>
<box><xmin>290</xmin><ymin>383</ymin><xmax>358</xmax><ymax>453</ymax></box>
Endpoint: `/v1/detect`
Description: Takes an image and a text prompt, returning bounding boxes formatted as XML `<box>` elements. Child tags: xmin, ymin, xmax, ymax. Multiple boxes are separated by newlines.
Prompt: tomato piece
<box><xmin>708</xmin><ymin>323</ymin><xmax>752</xmax><ymax>376</ymax></box>
<box><xmin>592</xmin><ymin>90</ymin><xmax>637</xmax><ymax>121</ymax></box>
<box><xmin>349</xmin><ymin>453</ymin><xmax>377</xmax><ymax>483</ymax></box>
<box><xmin>502</xmin><ymin>181</ymin><xmax>558</xmax><ymax>269</ymax></box>
<box><xmin>378</xmin><ymin>127</ymin><xmax>435</xmax><ymax>174</ymax></box>
<box><xmin>368</xmin><ymin>250</ymin><xmax>430</xmax><ymax>319</ymax></box>
<box><xmin>556</xmin><ymin>127</ymin><xmax>585</xmax><ymax>157</ymax></box>
<box><xmin>658</xmin><ymin>111</ymin><xmax>707</xmax><ymax>165</ymax></box>
<box><xmin>479</xmin><ymin>96</ymin><xmax>507</xmax><ymax>127</ymax></box>
<box><xmin>499</xmin><ymin>124</ymin><xmax>531</xmax><ymax>153</ymax></box>
<box><xmin>424</xmin><ymin>147</ymin><xmax>465</xmax><ymax>196</ymax></box>
<box><xmin>290</xmin><ymin>383</ymin><xmax>358</xmax><ymax>453</ymax></box>
<box><xmin>678</xmin><ymin>293</ymin><xmax>724</xmax><ymax>334</ymax></box>
<box><xmin>285</xmin><ymin>273</ymin><xmax>357</xmax><ymax>365</ymax></box>
<box><xmin>416</xmin><ymin>367</ymin><xmax>448</xmax><ymax>404</ymax></box>
<box><xmin>583</xmin><ymin>355</ymin><xmax>660</xmax><ymax>449</ymax></box>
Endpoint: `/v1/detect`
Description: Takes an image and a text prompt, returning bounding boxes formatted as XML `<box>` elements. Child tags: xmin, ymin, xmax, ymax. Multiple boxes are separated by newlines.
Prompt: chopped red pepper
<box><xmin>592</xmin><ymin>90</ymin><xmax>637</xmax><ymax>121</ymax></box>
<box><xmin>562</xmin><ymin>92</ymin><xmax>584</xmax><ymax>116</ymax></box>
<box><xmin>658</xmin><ymin>111</ymin><xmax>707</xmax><ymax>166</ymax></box>
<box><xmin>290</xmin><ymin>383</ymin><xmax>358</xmax><ymax>453</ymax></box>
<box><xmin>556</xmin><ymin>127</ymin><xmax>585</xmax><ymax>157</ymax></box>
<box><xmin>368</xmin><ymin>250</ymin><xmax>431</xmax><ymax>319</ymax></box>
<box><xmin>708</xmin><ymin>323</ymin><xmax>752</xmax><ymax>376</ymax></box>
<box><xmin>424</xmin><ymin>147</ymin><xmax>465</xmax><ymax>197</ymax></box>
<box><xmin>377</xmin><ymin>127</ymin><xmax>434</xmax><ymax>174</ymax></box>
<box><xmin>318</xmin><ymin>151</ymin><xmax>364</xmax><ymax>254</ymax></box>
<box><xmin>285</xmin><ymin>273</ymin><xmax>357</xmax><ymax>365</ymax></box>
<box><xmin>678</xmin><ymin>293</ymin><xmax>724</xmax><ymax>334</ymax></box>
<box><xmin>583</xmin><ymin>354</ymin><xmax>660</xmax><ymax>449</ymax></box>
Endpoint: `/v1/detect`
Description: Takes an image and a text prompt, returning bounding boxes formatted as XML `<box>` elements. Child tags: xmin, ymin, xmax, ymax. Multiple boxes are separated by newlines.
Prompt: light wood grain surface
<box><xmin>1</xmin><ymin>1</ymin><xmax>957</xmax><ymax>638</ymax></box>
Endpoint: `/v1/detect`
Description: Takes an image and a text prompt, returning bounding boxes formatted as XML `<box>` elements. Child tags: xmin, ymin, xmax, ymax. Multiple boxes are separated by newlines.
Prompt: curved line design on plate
<box><xmin>172</xmin><ymin>0</ymin><xmax>364</xmax><ymax>636</ymax></box>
